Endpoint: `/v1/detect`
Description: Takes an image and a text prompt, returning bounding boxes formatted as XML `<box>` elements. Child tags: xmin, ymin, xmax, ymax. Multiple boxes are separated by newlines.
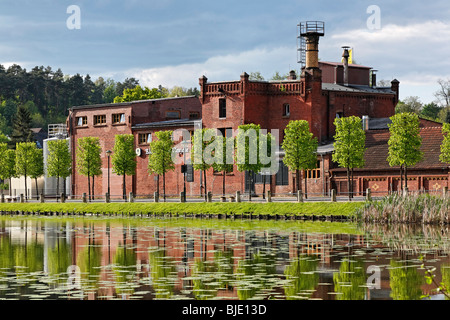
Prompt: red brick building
<box><xmin>68</xmin><ymin>96</ymin><xmax>202</xmax><ymax>197</ymax></box>
<box><xmin>66</xmin><ymin>40</ymin><xmax>446</xmax><ymax>199</ymax></box>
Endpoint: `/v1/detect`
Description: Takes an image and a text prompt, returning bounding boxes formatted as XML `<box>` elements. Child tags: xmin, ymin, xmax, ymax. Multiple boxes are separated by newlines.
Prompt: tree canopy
<box><xmin>387</xmin><ymin>112</ymin><xmax>423</xmax><ymax>190</ymax></box>
<box><xmin>333</xmin><ymin>116</ymin><xmax>366</xmax><ymax>200</ymax></box>
<box><xmin>111</xmin><ymin>134</ymin><xmax>137</xmax><ymax>199</ymax></box>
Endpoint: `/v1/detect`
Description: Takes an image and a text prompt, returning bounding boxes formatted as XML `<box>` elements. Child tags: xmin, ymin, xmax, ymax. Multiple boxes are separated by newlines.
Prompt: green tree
<box><xmin>15</xmin><ymin>142</ymin><xmax>38</xmax><ymax>200</ymax></box>
<box><xmin>282</xmin><ymin>120</ymin><xmax>318</xmax><ymax>198</ymax></box>
<box><xmin>440</xmin><ymin>123</ymin><xmax>450</xmax><ymax>168</ymax></box>
<box><xmin>148</xmin><ymin>130</ymin><xmax>175</xmax><ymax>202</ymax></box>
<box><xmin>114</xmin><ymin>85</ymin><xmax>167</xmax><ymax>103</ymax></box>
<box><xmin>47</xmin><ymin>139</ymin><xmax>72</xmax><ymax>198</ymax></box>
<box><xmin>235</xmin><ymin>124</ymin><xmax>265</xmax><ymax>201</ymax></box>
<box><xmin>0</xmin><ymin>143</ymin><xmax>15</xmax><ymax>196</ymax></box>
<box><xmin>333</xmin><ymin>116</ymin><xmax>366</xmax><ymax>200</ymax></box>
<box><xmin>29</xmin><ymin>147</ymin><xmax>44</xmax><ymax>200</ymax></box>
<box><xmin>420</xmin><ymin>102</ymin><xmax>441</xmax><ymax>120</ymax></box>
<box><xmin>249</xmin><ymin>71</ymin><xmax>265</xmax><ymax>81</ymax></box>
<box><xmin>191</xmin><ymin>128</ymin><xmax>216</xmax><ymax>201</ymax></box>
<box><xmin>211</xmin><ymin>135</ymin><xmax>234</xmax><ymax>196</ymax></box>
<box><xmin>387</xmin><ymin>112</ymin><xmax>423</xmax><ymax>191</ymax></box>
<box><xmin>11</xmin><ymin>106</ymin><xmax>34</xmax><ymax>144</ymax></box>
<box><xmin>76</xmin><ymin>137</ymin><xmax>102</xmax><ymax>201</ymax></box>
<box><xmin>395</xmin><ymin>96</ymin><xmax>422</xmax><ymax>114</ymax></box>
<box><xmin>111</xmin><ymin>134</ymin><xmax>136</xmax><ymax>200</ymax></box>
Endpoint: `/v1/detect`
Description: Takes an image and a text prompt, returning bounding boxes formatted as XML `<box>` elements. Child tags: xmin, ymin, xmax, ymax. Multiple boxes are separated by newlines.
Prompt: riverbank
<box><xmin>0</xmin><ymin>201</ymin><xmax>364</xmax><ymax>221</ymax></box>
<box><xmin>358</xmin><ymin>193</ymin><xmax>450</xmax><ymax>225</ymax></box>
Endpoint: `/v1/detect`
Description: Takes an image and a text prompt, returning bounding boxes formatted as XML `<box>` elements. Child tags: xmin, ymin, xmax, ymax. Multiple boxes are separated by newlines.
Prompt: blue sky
<box><xmin>0</xmin><ymin>0</ymin><xmax>449</xmax><ymax>104</ymax></box>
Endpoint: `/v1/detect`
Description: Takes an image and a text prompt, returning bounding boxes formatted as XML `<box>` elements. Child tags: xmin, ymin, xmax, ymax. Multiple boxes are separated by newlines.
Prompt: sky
<box><xmin>0</xmin><ymin>0</ymin><xmax>449</xmax><ymax>104</ymax></box>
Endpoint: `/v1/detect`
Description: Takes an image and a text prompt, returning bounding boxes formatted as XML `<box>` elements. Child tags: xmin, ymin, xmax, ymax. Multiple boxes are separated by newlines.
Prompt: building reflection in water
<box><xmin>0</xmin><ymin>219</ymin><xmax>449</xmax><ymax>300</ymax></box>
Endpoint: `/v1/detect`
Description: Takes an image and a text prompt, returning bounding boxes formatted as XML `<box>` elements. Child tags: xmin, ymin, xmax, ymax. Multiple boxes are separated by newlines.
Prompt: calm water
<box><xmin>0</xmin><ymin>217</ymin><xmax>449</xmax><ymax>300</ymax></box>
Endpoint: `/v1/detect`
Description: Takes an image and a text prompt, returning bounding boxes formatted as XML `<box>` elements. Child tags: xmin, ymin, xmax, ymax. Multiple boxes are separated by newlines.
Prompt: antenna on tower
<box><xmin>297</xmin><ymin>21</ymin><xmax>325</xmax><ymax>69</ymax></box>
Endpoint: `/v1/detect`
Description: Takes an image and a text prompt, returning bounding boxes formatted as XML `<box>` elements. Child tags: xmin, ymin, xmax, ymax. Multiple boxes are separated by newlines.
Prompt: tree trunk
<box><xmin>304</xmin><ymin>173</ymin><xmax>308</xmax><ymax>199</ymax></box>
<box><xmin>203</xmin><ymin>169</ymin><xmax>207</xmax><ymax>202</ymax></box>
<box><xmin>351</xmin><ymin>168</ymin><xmax>354</xmax><ymax>199</ymax></box>
<box><xmin>56</xmin><ymin>176</ymin><xmax>60</xmax><ymax>202</ymax></box>
<box><xmin>163</xmin><ymin>172</ymin><xmax>166</xmax><ymax>202</ymax></box>
<box><xmin>404</xmin><ymin>165</ymin><xmax>408</xmax><ymax>190</ymax></box>
<box><xmin>92</xmin><ymin>175</ymin><xmax>95</xmax><ymax>200</ymax></box>
<box><xmin>24</xmin><ymin>173</ymin><xmax>27</xmax><ymax>201</ymax></box>
<box><xmin>157</xmin><ymin>174</ymin><xmax>160</xmax><ymax>195</ymax></box>
<box><xmin>296</xmin><ymin>169</ymin><xmax>300</xmax><ymax>194</ymax></box>
<box><xmin>249</xmin><ymin>170</ymin><xmax>253</xmax><ymax>202</ymax></box>
<box><xmin>9</xmin><ymin>178</ymin><xmax>12</xmax><ymax>197</ymax></box>
<box><xmin>35</xmin><ymin>177</ymin><xmax>39</xmax><ymax>200</ymax></box>
<box><xmin>87</xmin><ymin>175</ymin><xmax>91</xmax><ymax>202</ymax></box>
<box><xmin>399</xmin><ymin>165</ymin><xmax>403</xmax><ymax>193</ymax></box>
<box><xmin>222</xmin><ymin>170</ymin><xmax>226</xmax><ymax>196</ymax></box>
<box><xmin>262</xmin><ymin>174</ymin><xmax>266</xmax><ymax>200</ymax></box>
<box><xmin>347</xmin><ymin>168</ymin><xmax>351</xmax><ymax>201</ymax></box>
<box><xmin>122</xmin><ymin>173</ymin><xmax>126</xmax><ymax>200</ymax></box>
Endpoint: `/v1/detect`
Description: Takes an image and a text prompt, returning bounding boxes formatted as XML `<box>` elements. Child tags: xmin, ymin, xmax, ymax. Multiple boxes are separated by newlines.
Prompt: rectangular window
<box><xmin>76</xmin><ymin>116</ymin><xmax>87</xmax><ymax>127</ymax></box>
<box><xmin>306</xmin><ymin>160</ymin><xmax>321</xmax><ymax>179</ymax></box>
<box><xmin>112</xmin><ymin>113</ymin><xmax>125</xmax><ymax>124</ymax></box>
<box><xmin>283</xmin><ymin>104</ymin><xmax>290</xmax><ymax>117</ymax></box>
<box><xmin>255</xmin><ymin>171</ymin><xmax>272</xmax><ymax>184</ymax></box>
<box><xmin>189</xmin><ymin>112</ymin><xmax>200</xmax><ymax>120</ymax></box>
<box><xmin>186</xmin><ymin>163</ymin><xmax>194</xmax><ymax>182</ymax></box>
<box><xmin>219</xmin><ymin>98</ymin><xmax>226</xmax><ymax>118</ymax></box>
<box><xmin>275</xmin><ymin>160</ymin><xmax>289</xmax><ymax>186</ymax></box>
<box><xmin>94</xmin><ymin>115</ymin><xmax>106</xmax><ymax>125</ymax></box>
<box><xmin>166</xmin><ymin>111</ymin><xmax>181</xmax><ymax>119</ymax></box>
<box><xmin>138</xmin><ymin>133</ymin><xmax>151</xmax><ymax>145</ymax></box>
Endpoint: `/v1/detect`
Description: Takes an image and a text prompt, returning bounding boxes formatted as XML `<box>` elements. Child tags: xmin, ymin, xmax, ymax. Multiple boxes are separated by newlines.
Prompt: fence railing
<box><xmin>2</xmin><ymin>187</ymin><xmax>448</xmax><ymax>204</ymax></box>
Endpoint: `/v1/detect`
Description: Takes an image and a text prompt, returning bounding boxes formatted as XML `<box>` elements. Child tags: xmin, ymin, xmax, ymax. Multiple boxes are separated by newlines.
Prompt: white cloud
<box><xmin>130</xmin><ymin>46</ymin><xmax>298</xmax><ymax>89</ymax></box>
<box><xmin>325</xmin><ymin>20</ymin><xmax>450</xmax><ymax>102</ymax></box>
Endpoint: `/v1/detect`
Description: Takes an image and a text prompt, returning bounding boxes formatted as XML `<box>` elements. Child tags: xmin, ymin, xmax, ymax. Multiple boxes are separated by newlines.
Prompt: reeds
<box><xmin>358</xmin><ymin>192</ymin><xmax>450</xmax><ymax>225</ymax></box>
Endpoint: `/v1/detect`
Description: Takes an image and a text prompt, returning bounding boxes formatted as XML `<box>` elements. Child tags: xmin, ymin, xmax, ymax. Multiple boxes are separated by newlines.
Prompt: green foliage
<box><xmin>395</xmin><ymin>96</ymin><xmax>423</xmax><ymax>114</ymax></box>
<box><xmin>440</xmin><ymin>123</ymin><xmax>450</xmax><ymax>163</ymax></box>
<box><xmin>235</xmin><ymin>123</ymin><xmax>264</xmax><ymax>174</ymax></box>
<box><xmin>333</xmin><ymin>258</ymin><xmax>366</xmax><ymax>300</ymax></box>
<box><xmin>113</xmin><ymin>85</ymin><xmax>167</xmax><ymax>103</ymax></box>
<box><xmin>333</xmin><ymin>116</ymin><xmax>366</xmax><ymax>170</ymax></box>
<box><xmin>0</xmin><ymin>143</ymin><xmax>15</xmax><ymax>182</ymax></box>
<box><xmin>148</xmin><ymin>131</ymin><xmax>174</xmax><ymax>200</ymax></box>
<box><xmin>11</xmin><ymin>106</ymin><xmax>34</xmax><ymax>144</ymax></box>
<box><xmin>15</xmin><ymin>142</ymin><xmax>39</xmax><ymax>199</ymax></box>
<box><xmin>112</xmin><ymin>134</ymin><xmax>136</xmax><ymax>176</ymax></box>
<box><xmin>191</xmin><ymin>128</ymin><xmax>216</xmax><ymax>171</ymax></box>
<box><xmin>148</xmin><ymin>130</ymin><xmax>175</xmax><ymax>176</ymax></box>
<box><xmin>76</xmin><ymin>137</ymin><xmax>102</xmax><ymax>178</ymax></box>
<box><xmin>282</xmin><ymin>120</ymin><xmax>318</xmax><ymax>171</ymax></box>
<box><xmin>112</xmin><ymin>134</ymin><xmax>136</xmax><ymax>198</ymax></box>
<box><xmin>389</xmin><ymin>260</ymin><xmax>423</xmax><ymax>300</ymax></box>
<box><xmin>47</xmin><ymin>139</ymin><xmax>72</xmax><ymax>179</ymax></box>
<box><xmin>28</xmin><ymin>147</ymin><xmax>44</xmax><ymax>180</ymax></box>
<box><xmin>420</xmin><ymin>102</ymin><xmax>442</xmax><ymax>120</ymax></box>
<box><xmin>387</xmin><ymin>112</ymin><xmax>423</xmax><ymax>168</ymax></box>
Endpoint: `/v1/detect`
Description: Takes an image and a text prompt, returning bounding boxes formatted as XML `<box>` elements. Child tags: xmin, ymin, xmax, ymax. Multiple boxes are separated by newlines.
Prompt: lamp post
<box><xmin>181</xmin><ymin>140</ymin><xmax>187</xmax><ymax>201</ymax></box>
<box><xmin>106</xmin><ymin>150</ymin><xmax>112</xmax><ymax>197</ymax></box>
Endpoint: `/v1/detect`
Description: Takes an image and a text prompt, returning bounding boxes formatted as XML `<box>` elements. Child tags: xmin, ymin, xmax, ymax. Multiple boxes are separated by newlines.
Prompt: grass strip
<box><xmin>0</xmin><ymin>201</ymin><xmax>364</xmax><ymax>218</ymax></box>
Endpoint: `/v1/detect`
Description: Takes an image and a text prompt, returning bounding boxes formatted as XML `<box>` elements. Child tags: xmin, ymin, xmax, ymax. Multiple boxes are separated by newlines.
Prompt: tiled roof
<box><xmin>322</xmin><ymin>83</ymin><xmax>395</xmax><ymax>95</ymax></box>
<box><xmin>71</xmin><ymin>96</ymin><xmax>197</xmax><ymax>110</ymax></box>
<box><xmin>132</xmin><ymin>118</ymin><xmax>201</xmax><ymax>129</ymax></box>
<box><xmin>363</xmin><ymin>126</ymin><xmax>446</xmax><ymax>170</ymax></box>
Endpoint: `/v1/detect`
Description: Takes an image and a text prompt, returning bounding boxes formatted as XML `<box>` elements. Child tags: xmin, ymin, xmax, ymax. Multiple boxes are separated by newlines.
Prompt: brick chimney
<box><xmin>391</xmin><ymin>79</ymin><xmax>400</xmax><ymax>105</ymax></box>
<box><xmin>342</xmin><ymin>46</ymin><xmax>350</xmax><ymax>86</ymax></box>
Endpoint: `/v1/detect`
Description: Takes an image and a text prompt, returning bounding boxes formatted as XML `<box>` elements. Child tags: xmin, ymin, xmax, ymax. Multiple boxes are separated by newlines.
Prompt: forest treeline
<box><xmin>0</xmin><ymin>64</ymin><xmax>199</xmax><ymax>136</ymax></box>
